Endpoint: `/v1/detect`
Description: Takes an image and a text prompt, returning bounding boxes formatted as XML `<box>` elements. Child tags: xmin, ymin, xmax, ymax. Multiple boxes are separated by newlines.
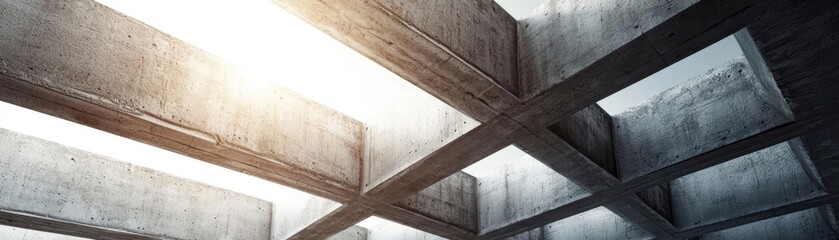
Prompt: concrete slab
<box><xmin>508</xmin><ymin>207</ymin><xmax>652</xmax><ymax>240</ymax></box>
<box><xmin>697</xmin><ymin>208</ymin><xmax>837</xmax><ymax>240</ymax></box>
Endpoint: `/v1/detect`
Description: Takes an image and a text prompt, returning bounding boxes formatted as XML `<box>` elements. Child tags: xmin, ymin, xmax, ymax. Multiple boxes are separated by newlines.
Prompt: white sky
<box><xmin>1</xmin><ymin>0</ymin><xmax>744</xmax><ymax>236</ymax></box>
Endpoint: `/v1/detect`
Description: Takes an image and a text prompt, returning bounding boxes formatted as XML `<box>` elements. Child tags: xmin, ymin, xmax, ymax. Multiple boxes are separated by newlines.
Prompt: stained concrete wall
<box><xmin>0</xmin><ymin>129</ymin><xmax>272</xmax><ymax>239</ymax></box>
<box><xmin>476</xmin><ymin>154</ymin><xmax>590</xmax><ymax>234</ymax></box>
<box><xmin>697</xmin><ymin>208</ymin><xmax>837</xmax><ymax>240</ymax></box>
<box><xmin>613</xmin><ymin>56</ymin><xmax>793</xmax><ymax>180</ymax></box>
<box><xmin>0</xmin><ymin>226</ymin><xmax>86</xmax><ymax>240</ymax></box>
<box><xmin>0</xmin><ymin>0</ymin><xmax>363</xmax><ymax>197</ymax></box>
<box><xmin>670</xmin><ymin>141</ymin><xmax>825</xmax><ymax>229</ymax></box>
<box><xmin>362</xmin><ymin>75</ymin><xmax>479</xmax><ymax>193</ymax></box>
<box><xmin>509</xmin><ymin>207</ymin><xmax>651</xmax><ymax>240</ymax></box>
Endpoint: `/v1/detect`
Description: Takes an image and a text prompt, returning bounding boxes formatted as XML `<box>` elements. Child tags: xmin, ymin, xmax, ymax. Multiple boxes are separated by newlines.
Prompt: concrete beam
<box><xmin>272</xmin><ymin>0</ymin><xmax>520</xmax><ymax>122</ymax></box>
<box><xmin>363</xmin><ymin>218</ymin><xmax>443</xmax><ymax>240</ymax></box>
<box><xmin>0</xmin><ymin>129</ymin><xmax>272</xmax><ymax>239</ymax></box>
<box><xmin>669</xmin><ymin>141</ymin><xmax>825</xmax><ymax>235</ymax></box>
<box><xmin>694</xmin><ymin>207</ymin><xmax>839</xmax><ymax>240</ymax></box>
<box><xmin>523</xmin><ymin>105</ymin><xmax>677</xmax><ymax>238</ymax></box>
<box><xmin>515</xmin><ymin>0</ymin><xmax>758</xmax><ymax>127</ymax></box>
<box><xmin>0</xmin><ymin>1</ymin><xmax>488</xmax><ymax>239</ymax></box>
<box><xmin>508</xmin><ymin>207</ymin><xmax>651</xmax><ymax>240</ymax></box>
<box><xmin>480</xmin><ymin>52</ymin><xmax>816</xmax><ymax>239</ymax></box>
<box><xmin>613</xmin><ymin>56</ymin><xmax>793</xmax><ymax>180</ymax></box>
<box><xmin>0</xmin><ymin>0</ymin><xmax>364</xmax><ymax>202</ymax></box>
<box><xmin>475</xmin><ymin>154</ymin><xmax>591</xmax><ymax>234</ymax></box>
<box><xmin>386</xmin><ymin>172</ymin><xmax>478</xmax><ymax>238</ymax></box>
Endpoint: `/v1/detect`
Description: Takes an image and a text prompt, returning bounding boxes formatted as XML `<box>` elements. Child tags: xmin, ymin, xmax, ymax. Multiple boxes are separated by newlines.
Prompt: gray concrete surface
<box><xmin>0</xmin><ymin>128</ymin><xmax>272</xmax><ymax>239</ymax></box>
<box><xmin>670</xmin><ymin>141</ymin><xmax>825</xmax><ymax>229</ymax></box>
<box><xmin>509</xmin><ymin>207</ymin><xmax>651</xmax><ymax>240</ymax></box>
<box><xmin>697</xmin><ymin>208</ymin><xmax>837</xmax><ymax>240</ymax></box>
<box><xmin>614</xmin><ymin>56</ymin><xmax>793</xmax><ymax>180</ymax></box>
<box><xmin>328</xmin><ymin>226</ymin><xmax>368</xmax><ymax>240</ymax></box>
<box><xmin>476</xmin><ymin>154</ymin><xmax>590</xmax><ymax>234</ymax></box>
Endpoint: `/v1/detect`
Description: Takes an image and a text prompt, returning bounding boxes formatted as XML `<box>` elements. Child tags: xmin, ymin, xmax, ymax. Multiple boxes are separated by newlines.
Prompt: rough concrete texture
<box><xmin>328</xmin><ymin>226</ymin><xmax>368</xmax><ymax>240</ymax></box>
<box><xmin>509</xmin><ymin>207</ymin><xmax>651</xmax><ymax>240</ymax></box>
<box><xmin>670</xmin><ymin>141</ymin><xmax>825</xmax><ymax>229</ymax></box>
<box><xmin>518</xmin><ymin>0</ymin><xmax>698</xmax><ymax>97</ymax></box>
<box><xmin>0</xmin><ymin>226</ymin><xmax>86</xmax><ymax>240</ymax></box>
<box><xmin>476</xmin><ymin>154</ymin><xmax>590</xmax><ymax>234</ymax></box>
<box><xmin>0</xmin><ymin>0</ymin><xmax>364</xmax><ymax>198</ymax></box>
<box><xmin>362</xmin><ymin>75</ymin><xmax>480</xmax><ymax>193</ymax></box>
<box><xmin>697</xmin><ymin>208</ymin><xmax>837</xmax><ymax>240</ymax></box>
<box><xmin>271</xmin><ymin>195</ymin><xmax>341</xmax><ymax>240</ymax></box>
<box><xmin>273</xmin><ymin>0</ymin><xmax>519</xmax><ymax>122</ymax></box>
<box><xmin>0</xmin><ymin>129</ymin><xmax>272</xmax><ymax>239</ymax></box>
<box><xmin>548</xmin><ymin>104</ymin><xmax>615</xmax><ymax>175</ymax></box>
<box><xmin>614</xmin><ymin>56</ymin><xmax>793</xmax><ymax>180</ymax></box>
<box><xmin>394</xmin><ymin>171</ymin><xmax>477</xmax><ymax>233</ymax></box>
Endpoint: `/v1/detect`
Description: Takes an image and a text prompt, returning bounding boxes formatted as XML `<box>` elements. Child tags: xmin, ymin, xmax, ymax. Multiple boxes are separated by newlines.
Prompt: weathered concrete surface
<box><xmin>393</xmin><ymin>172</ymin><xmax>477</xmax><ymax>235</ymax></box>
<box><xmin>0</xmin><ymin>0</ymin><xmax>364</xmax><ymax>201</ymax></box>
<box><xmin>476</xmin><ymin>154</ymin><xmax>590</xmax><ymax>234</ymax></box>
<box><xmin>0</xmin><ymin>129</ymin><xmax>272</xmax><ymax>239</ymax></box>
<box><xmin>508</xmin><ymin>207</ymin><xmax>651</xmax><ymax>240</ymax></box>
<box><xmin>364</xmin><ymin>219</ymin><xmax>444</xmax><ymax>240</ymax></box>
<box><xmin>0</xmin><ymin>225</ymin><xmax>86</xmax><ymax>240</ymax></box>
<box><xmin>614</xmin><ymin>56</ymin><xmax>793</xmax><ymax>180</ymax></box>
<box><xmin>328</xmin><ymin>226</ymin><xmax>368</xmax><ymax>240</ymax></box>
<box><xmin>548</xmin><ymin>104</ymin><xmax>615</xmax><ymax>175</ymax></box>
<box><xmin>271</xmin><ymin>195</ymin><xmax>342</xmax><ymax>240</ymax></box>
<box><xmin>512</xmin><ymin>131</ymin><xmax>676</xmax><ymax>239</ymax></box>
<box><xmin>697</xmin><ymin>208</ymin><xmax>837</xmax><ymax>240</ymax></box>
<box><xmin>362</xmin><ymin>77</ymin><xmax>480</xmax><ymax>193</ymax></box>
<box><xmin>670</xmin><ymin>142</ymin><xmax>825</xmax><ymax>230</ymax></box>
<box><xmin>515</xmin><ymin>0</ymin><xmax>757</xmax><ymax>127</ymax></box>
<box><xmin>272</xmin><ymin>0</ymin><xmax>519</xmax><ymax>122</ymax></box>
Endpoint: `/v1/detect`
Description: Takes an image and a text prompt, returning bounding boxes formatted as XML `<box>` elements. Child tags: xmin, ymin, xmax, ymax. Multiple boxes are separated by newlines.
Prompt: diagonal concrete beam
<box><xmin>519</xmin><ymin>105</ymin><xmax>677</xmax><ymax>238</ymax></box>
<box><xmin>479</xmin><ymin>51</ymin><xmax>827</xmax><ymax>238</ymax></box>
<box><xmin>0</xmin><ymin>1</ymin><xmax>487</xmax><ymax>239</ymax></box>
<box><xmin>0</xmin><ymin>129</ymin><xmax>272</xmax><ymax>239</ymax></box>
<box><xmin>0</xmin><ymin>0</ymin><xmax>363</xmax><ymax>202</ymax></box>
<box><xmin>272</xmin><ymin>0</ymin><xmax>520</xmax><ymax>122</ymax></box>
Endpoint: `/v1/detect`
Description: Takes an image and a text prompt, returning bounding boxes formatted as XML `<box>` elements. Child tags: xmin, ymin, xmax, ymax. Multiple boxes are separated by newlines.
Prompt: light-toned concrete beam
<box><xmin>0</xmin><ymin>129</ymin><xmax>272</xmax><ymax>239</ymax></box>
<box><xmin>0</xmin><ymin>0</ymin><xmax>363</xmax><ymax>202</ymax></box>
<box><xmin>272</xmin><ymin>0</ymin><xmax>520</xmax><ymax>122</ymax></box>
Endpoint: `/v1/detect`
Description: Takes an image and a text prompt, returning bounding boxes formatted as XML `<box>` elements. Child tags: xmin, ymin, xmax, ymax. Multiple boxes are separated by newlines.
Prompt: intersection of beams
<box><xmin>1</xmin><ymin>0</ymin><xmax>838</xmax><ymax>239</ymax></box>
